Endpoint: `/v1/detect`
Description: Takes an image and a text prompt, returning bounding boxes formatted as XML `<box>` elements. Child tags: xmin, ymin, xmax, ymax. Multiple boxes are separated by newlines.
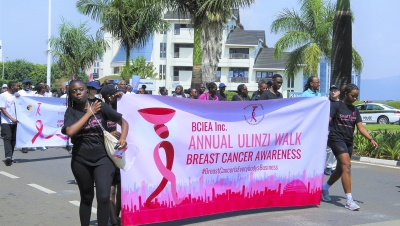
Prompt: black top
<box><xmin>216</xmin><ymin>92</ymin><xmax>227</xmax><ymax>101</ymax></box>
<box><xmin>231</xmin><ymin>94</ymin><xmax>250</xmax><ymax>101</ymax></box>
<box><xmin>259</xmin><ymin>90</ymin><xmax>283</xmax><ymax>100</ymax></box>
<box><xmin>329</xmin><ymin>99</ymin><xmax>340</xmax><ymax>131</ymax></box>
<box><xmin>251</xmin><ymin>91</ymin><xmax>259</xmax><ymax>100</ymax></box>
<box><xmin>329</xmin><ymin>101</ymin><xmax>362</xmax><ymax>145</ymax></box>
<box><xmin>62</xmin><ymin>102</ymin><xmax>122</xmax><ymax>166</ymax></box>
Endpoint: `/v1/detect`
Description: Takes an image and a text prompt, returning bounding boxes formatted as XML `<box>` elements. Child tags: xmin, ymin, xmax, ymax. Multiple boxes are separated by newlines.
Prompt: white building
<box><xmin>95</xmin><ymin>11</ymin><xmax>305</xmax><ymax>97</ymax></box>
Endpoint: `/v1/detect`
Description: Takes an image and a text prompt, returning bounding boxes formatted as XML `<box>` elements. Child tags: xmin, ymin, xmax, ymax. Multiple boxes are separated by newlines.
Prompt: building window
<box><xmin>287</xmin><ymin>76</ymin><xmax>294</xmax><ymax>89</ymax></box>
<box><xmin>174</xmin><ymin>24</ymin><xmax>193</xmax><ymax>35</ymax></box>
<box><xmin>160</xmin><ymin>24</ymin><xmax>167</xmax><ymax>34</ymax></box>
<box><xmin>114</xmin><ymin>67</ymin><xmax>120</xmax><ymax>74</ymax></box>
<box><xmin>255</xmin><ymin>71</ymin><xmax>273</xmax><ymax>82</ymax></box>
<box><xmin>215</xmin><ymin>67</ymin><xmax>221</xmax><ymax>82</ymax></box>
<box><xmin>287</xmin><ymin>89</ymin><xmax>294</xmax><ymax>98</ymax></box>
<box><xmin>173</xmin><ymin>66</ymin><xmax>192</xmax><ymax>81</ymax></box>
<box><xmin>174</xmin><ymin>43</ymin><xmax>193</xmax><ymax>58</ymax></box>
<box><xmin>228</xmin><ymin>67</ymin><xmax>249</xmax><ymax>83</ymax></box>
<box><xmin>159</xmin><ymin>64</ymin><xmax>166</xmax><ymax>80</ymax></box>
<box><xmin>160</xmin><ymin>43</ymin><xmax>166</xmax><ymax>58</ymax></box>
<box><xmin>229</xmin><ymin>48</ymin><xmax>249</xmax><ymax>59</ymax></box>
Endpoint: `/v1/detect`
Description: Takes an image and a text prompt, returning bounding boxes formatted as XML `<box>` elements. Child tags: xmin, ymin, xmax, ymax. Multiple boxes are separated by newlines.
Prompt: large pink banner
<box><xmin>118</xmin><ymin>95</ymin><xmax>329</xmax><ymax>225</ymax></box>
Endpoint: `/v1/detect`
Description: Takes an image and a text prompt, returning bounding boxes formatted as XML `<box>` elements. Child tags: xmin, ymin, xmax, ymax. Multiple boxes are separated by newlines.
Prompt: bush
<box><xmin>385</xmin><ymin>101</ymin><xmax>400</xmax><ymax>109</ymax></box>
<box><xmin>354</xmin><ymin>130</ymin><xmax>400</xmax><ymax>160</ymax></box>
<box><xmin>225</xmin><ymin>91</ymin><xmax>237</xmax><ymax>101</ymax></box>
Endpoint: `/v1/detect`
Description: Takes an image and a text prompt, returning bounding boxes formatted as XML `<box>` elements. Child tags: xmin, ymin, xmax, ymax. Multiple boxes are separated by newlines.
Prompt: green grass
<box><xmin>362</xmin><ymin>124</ymin><xmax>400</xmax><ymax>132</ymax></box>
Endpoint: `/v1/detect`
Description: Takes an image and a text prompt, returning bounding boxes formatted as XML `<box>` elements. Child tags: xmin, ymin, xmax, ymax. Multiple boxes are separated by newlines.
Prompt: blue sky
<box><xmin>0</xmin><ymin>0</ymin><xmax>399</xmax><ymax>100</ymax></box>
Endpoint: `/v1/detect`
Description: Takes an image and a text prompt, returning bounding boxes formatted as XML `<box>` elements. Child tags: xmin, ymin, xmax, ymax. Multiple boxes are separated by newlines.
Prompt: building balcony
<box><xmin>228</xmin><ymin>53</ymin><xmax>249</xmax><ymax>59</ymax></box>
<box><xmin>171</xmin><ymin>28</ymin><xmax>194</xmax><ymax>43</ymax></box>
<box><xmin>228</xmin><ymin>77</ymin><xmax>249</xmax><ymax>83</ymax></box>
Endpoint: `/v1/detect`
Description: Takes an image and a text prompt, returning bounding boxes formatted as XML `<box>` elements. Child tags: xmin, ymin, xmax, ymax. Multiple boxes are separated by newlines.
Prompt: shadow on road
<box><xmin>146</xmin><ymin>205</ymin><xmax>318</xmax><ymax>226</ymax></box>
<box><xmin>14</xmin><ymin>155</ymin><xmax>71</xmax><ymax>163</ymax></box>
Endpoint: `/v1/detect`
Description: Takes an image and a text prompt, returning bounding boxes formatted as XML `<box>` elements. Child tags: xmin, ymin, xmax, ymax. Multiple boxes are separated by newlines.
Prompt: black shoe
<box><xmin>12</xmin><ymin>158</ymin><xmax>17</xmax><ymax>163</ymax></box>
<box><xmin>5</xmin><ymin>157</ymin><xmax>12</xmax><ymax>166</ymax></box>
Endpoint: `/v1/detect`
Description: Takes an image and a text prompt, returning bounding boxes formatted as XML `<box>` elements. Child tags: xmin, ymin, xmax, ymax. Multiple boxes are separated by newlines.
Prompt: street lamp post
<box><xmin>2</xmin><ymin>57</ymin><xmax>8</xmax><ymax>80</ymax></box>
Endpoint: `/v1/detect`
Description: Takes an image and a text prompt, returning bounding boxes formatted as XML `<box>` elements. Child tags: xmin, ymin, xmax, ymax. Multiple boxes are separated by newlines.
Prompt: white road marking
<box><xmin>27</xmin><ymin>183</ymin><xmax>57</xmax><ymax>194</ymax></box>
<box><xmin>69</xmin><ymin>201</ymin><xmax>97</xmax><ymax>214</ymax></box>
<box><xmin>0</xmin><ymin>171</ymin><xmax>19</xmax><ymax>179</ymax></box>
<box><xmin>352</xmin><ymin>160</ymin><xmax>400</xmax><ymax>169</ymax></box>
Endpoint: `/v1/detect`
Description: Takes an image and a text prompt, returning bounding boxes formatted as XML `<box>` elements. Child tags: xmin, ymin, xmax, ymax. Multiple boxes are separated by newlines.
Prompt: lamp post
<box><xmin>1</xmin><ymin>57</ymin><xmax>8</xmax><ymax>80</ymax></box>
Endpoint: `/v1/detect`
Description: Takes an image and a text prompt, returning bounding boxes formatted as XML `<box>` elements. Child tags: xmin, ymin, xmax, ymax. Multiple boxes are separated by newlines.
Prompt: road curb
<box><xmin>351</xmin><ymin>155</ymin><xmax>400</xmax><ymax>166</ymax></box>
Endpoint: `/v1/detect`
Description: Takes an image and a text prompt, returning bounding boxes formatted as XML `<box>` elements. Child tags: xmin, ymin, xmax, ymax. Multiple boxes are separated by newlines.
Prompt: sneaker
<box><xmin>321</xmin><ymin>189</ymin><xmax>331</xmax><ymax>202</ymax></box>
<box><xmin>5</xmin><ymin>157</ymin><xmax>12</xmax><ymax>166</ymax></box>
<box><xmin>345</xmin><ymin>200</ymin><xmax>360</xmax><ymax>210</ymax></box>
<box><xmin>12</xmin><ymin>158</ymin><xmax>17</xmax><ymax>163</ymax></box>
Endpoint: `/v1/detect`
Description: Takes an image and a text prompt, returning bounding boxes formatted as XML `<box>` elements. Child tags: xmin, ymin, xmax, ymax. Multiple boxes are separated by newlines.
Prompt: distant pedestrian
<box><xmin>252</xmin><ymin>81</ymin><xmax>268</xmax><ymax>101</ymax></box>
<box><xmin>251</xmin><ymin>80</ymin><xmax>265</xmax><ymax>100</ymax></box>
<box><xmin>159</xmin><ymin>87</ymin><xmax>168</xmax><ymax>96</ymax></box>
<box><xmin>188</xmin><ymin>88</ymin><xmax>198</xmax><ymax>99</ymax></box>
<box><xmin>216</xmin><ymin>83</ymin><xmax>227</xmax><ymax>101</ymax></box>
<box><xmin>198</xmin><ymin>82</ymin><xmax>218</xmax><ymax>101</ymax></box>
<box><xmin>325</xmin><ymin>84</ymin><xmax>340</xmax><ymax>175</ymax></box>
<box><xmin>232</xmin><ymin>84</ymin><xmax>250</xmax><ymax>101</ymax></box>
<box><xmin>0</xmin><ymin>81</ymin><xmax>19</xmax><ymax>166</ymax></box>
<box><xmin>171</xmin><ymin>85</ymin><xmax>187</xmax><ymax>98</ymax></box>
<box><xmin>301</xmin><ymin>76</ymin><xmax>321</xmax><ymax>97</ymax></box>
<box><xmin>321</xmin><ymin>84</ymin><xmax>378</xmax><ymax>211</ymax></box>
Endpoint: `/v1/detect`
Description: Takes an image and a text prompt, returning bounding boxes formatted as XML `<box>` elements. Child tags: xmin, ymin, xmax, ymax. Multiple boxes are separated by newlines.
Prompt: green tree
<box><xmin>168</xmin><ymin>0</ymin><xmax>254</xmax><ymax>88</ymax></box>
<box><xmin>77</xmin><ymin>0</ymin><xmax>168</xmax><ymax>80</ymax></box>
<box><xmin>2</xmin><ymin>59</ymin><xmax>35</xmax><ymax>82</ymax></box>
<box><xmin>122</xmin><ymin>56</ymin><xmax>158</xmax><ymax>79</ymax></box>
<box><xmin>47</xmin><ymin>20</ymin><xmax>107</xmax><ymax>77</ymax></box>
<box><xmin>271</xmin><ymin>0</ymin><xmax>362</xmax><ymax>79</ymax></box>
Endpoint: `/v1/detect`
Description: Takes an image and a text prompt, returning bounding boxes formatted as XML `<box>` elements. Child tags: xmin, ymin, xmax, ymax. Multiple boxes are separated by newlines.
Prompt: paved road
<box><xmin>1</xmin><ymin>142</ymin><xmax>400</xmax><ymax>226</ymax></box>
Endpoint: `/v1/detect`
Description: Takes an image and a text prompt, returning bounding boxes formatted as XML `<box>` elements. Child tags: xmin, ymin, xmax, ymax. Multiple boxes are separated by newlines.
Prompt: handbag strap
<box><xmin>89</xmin><ymin>102</ymin><xmax>105</xmax><ymax>132</ymax></box>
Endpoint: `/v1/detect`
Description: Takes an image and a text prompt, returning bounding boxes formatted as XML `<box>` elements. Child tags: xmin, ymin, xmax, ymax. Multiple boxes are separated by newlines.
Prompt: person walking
<box><xmin>252</xmin><ymin>81</ymin><xmax>268</xmax><ymax>101</ymax></box>
<box><xmin>321</xmin><ymin>84</ymin><xmax>378</xmax><ymax>211</ymax></box>
<box><xmin>188</xmin><ymin>88</ymin><xmax>198</xmax><ymax>99</ymax></box>
<box><xmin>216</xmin><ymin>83</ymin><xmax>227</xmax><ymax>101</ymax></box>
<box><xmin>170</xmin><ymin>85</ymin><xmax>187</xmax><ymax>98</ymax></box>
<box><xmin>198</xmin><ymin>82</ymin><xmax>219</xmax><ymax>101</ymax></box>
<box><xmin>232</xmin><ymin>84</ymin><xmax>250</xmax><ymax>101</ymax></box>
<box><xmin>301</xmin><ymin>76</ymin><xmax>321</xmax><ymax>97</ymax></box>
<box><xmin>325</xmin><ymin>84</ymin><xmax>340</xmax><ymax>175</ymax></box>
<box><xmin>0</xmin><ymin>81</ymin><xmax>19</xmax><ymax>166</ymax></box>
<box><xmin>259</xmin><ymin>74</ymin><xmax>283</xmax><ymax>100</ymax></box>
<box><xmin>61</xmin><ymin>80</ymin><xmax>129</xmax><ymax>226</ymax></box>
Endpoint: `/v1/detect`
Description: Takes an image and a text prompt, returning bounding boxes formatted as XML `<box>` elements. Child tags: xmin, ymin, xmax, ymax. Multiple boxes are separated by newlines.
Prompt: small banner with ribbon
<box><xmin>15</xmin><ymin>97</ymin><xmax>69</xmax><ymax>148</ymax></box>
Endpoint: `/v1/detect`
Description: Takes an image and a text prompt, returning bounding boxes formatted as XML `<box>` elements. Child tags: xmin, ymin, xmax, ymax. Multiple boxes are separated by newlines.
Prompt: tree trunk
<box><xmin>190</xmin><ymin>27</ymin><xmax>202</xmax><ymax>89</ymax></box>
<box><xmin>201</xmin><ymin>21</ymin><xmax>222</xmax><ymax>84</ymax></box>
<box><xmin>124</xmin><ymin>44</ymin><xmax>131</xmax><ymax>81</ymax></box>
<box><xmin>331</xmin><ymin>0</ymin><xmax>352</xmax><ymax>99</ymax></box>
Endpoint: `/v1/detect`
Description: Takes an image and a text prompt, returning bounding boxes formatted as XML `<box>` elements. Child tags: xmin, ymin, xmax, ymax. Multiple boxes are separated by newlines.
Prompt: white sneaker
<box><xmin>345</xmin><ymin>200</ymin><xmax>360</xmax><ymax>210</ymax></box>
<box><xmin>321</xmin><ymin>189</ymin><xmax>331</xmax><ymax>202</ymax></box>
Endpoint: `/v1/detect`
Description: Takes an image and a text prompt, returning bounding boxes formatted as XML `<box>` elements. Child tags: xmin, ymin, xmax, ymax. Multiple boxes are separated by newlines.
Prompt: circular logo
<box><xmin>244</xmin><ymin>104</ymin><xmax>264</xmax><ymax>125</ymax></box>
<box><xmin>27</xmin><ymin>105</ymin><xmax>33</xmax><ymax>110</ymax></box>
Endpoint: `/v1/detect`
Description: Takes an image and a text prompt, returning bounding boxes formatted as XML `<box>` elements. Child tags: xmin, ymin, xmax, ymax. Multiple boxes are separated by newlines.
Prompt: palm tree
<box><xmin>168</xmin><ymin>0</ymin><xmax>255</xmax><ymax>88</ymax></box>
<box><xmin>331</xmin><ymin>0</ymin><xmax>353</xmax><ymax>89</ymax></box>
<box><xmin>47</xmin><ymin>20</ymin><xmax>107</xmax><ymax>77</ymax></box>
<box><xmin>77</xmin><ymin>0</ymin><xmax>169</xmax><ymax>80</ymax></box>
<box><xmin>271</xmin><ymin>0</ymin><xmax>362</xmax><ymax>80</ymax></box>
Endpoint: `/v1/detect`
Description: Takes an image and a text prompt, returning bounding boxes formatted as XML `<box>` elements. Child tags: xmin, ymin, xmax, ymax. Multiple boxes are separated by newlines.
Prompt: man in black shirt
<box><xmin>259</xmin><ymin>74</ymin><xmax>283</xmax><ymax>100</ymax></box>
<box><xmin>216</xmin><ymin>83</ymin><xmax>227</xmax><ymax>101</ymax></box>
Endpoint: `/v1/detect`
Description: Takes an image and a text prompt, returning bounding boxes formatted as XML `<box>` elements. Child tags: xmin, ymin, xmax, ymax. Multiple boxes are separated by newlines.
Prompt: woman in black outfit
<box><xmin>62</xmin><ymin>80</ymin><xmax>129</xmax><ymax>226</ymax></box>
<box><xmin>321</xmin><ymin>84</ymin><xmax>378</xmax><ymax>211</ymax></box>
<box><xmin>232</xmin><ymin>84</ymin><xmax>250</xmax><ymax>101</ymax></box>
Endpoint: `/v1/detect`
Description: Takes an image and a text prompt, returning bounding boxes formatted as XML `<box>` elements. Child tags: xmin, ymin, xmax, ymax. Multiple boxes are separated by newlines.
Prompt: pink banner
<box><xmin>118</xmin><ymin>95</ymin><xmax>330</xmax><ymax>225</ymax></box>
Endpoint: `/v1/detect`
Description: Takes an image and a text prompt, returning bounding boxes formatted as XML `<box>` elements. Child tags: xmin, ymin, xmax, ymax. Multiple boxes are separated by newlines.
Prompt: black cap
<box><xmin>100</xmin><ymin>85</ymin><xmax>119</xmax><ymax>97</ymax></box>
<box><xmin>329</xmin><ymin>84</ymin><xmax>339</xmax><ymax>90</ymax></box>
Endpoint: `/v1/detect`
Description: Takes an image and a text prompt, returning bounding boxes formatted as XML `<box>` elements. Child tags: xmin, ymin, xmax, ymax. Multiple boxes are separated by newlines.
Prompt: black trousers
<box><xmin>71</xmin><ymin>159</ymin><xmax>115</xmax><ymax>226</ymax></box>
<box><xmin>1</xmin><ymin>124</ymin><xmax>17</xmax><ymax>159</ymax></box>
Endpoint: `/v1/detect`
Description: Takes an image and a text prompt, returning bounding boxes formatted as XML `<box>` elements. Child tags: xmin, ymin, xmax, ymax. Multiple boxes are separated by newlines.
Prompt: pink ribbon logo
<box><xmin>31</xmin><ymin>120</ymin><xmax>68</xmax><ymax>144</ymax></box>
<box><xmin>36</xmin><ymin>103</ymin><xmax>42</xmax><ymax>116</ymax></box>
<box><xmin>250</xmin><ymin>106</ymin><xmax>258</xmax><ymax>122</ymax></box>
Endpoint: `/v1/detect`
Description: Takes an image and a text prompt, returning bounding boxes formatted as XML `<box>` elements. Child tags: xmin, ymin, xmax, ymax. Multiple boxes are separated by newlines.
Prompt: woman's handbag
<box><xmin>89</xmin><ymin>105</ymin><xmax>127</xmax><ymax>169</ymax></box>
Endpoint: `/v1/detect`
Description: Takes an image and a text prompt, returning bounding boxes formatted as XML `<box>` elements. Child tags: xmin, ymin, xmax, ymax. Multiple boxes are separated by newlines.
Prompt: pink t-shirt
<box><xmin>198</xmin><ymin>92</ymin><xmax>219</xmax><ymax>101</ymax></box>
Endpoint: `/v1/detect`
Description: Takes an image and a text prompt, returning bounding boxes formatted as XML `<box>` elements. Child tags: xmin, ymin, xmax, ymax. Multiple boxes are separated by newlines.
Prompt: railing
<box><xmin>174</xmin><ymin>29</ymin><xmax>180</xmax><ymax>35</ymax></box>
<box><xmin>215</xmin><ymin>77</ymin><xmax>221</xmax><ymax>82</ymax></box>
<box><xmin>228</xmin><ymin>53</ymin><xmax>249</xmax><ymax>59</ymax></box>
<box><xmin>174</xmin><ymin>52</ymin><xmax>179</xmax><ymax>58</ymax></box>
<box><xmin>228</xmin><ymin>77</ymin><xmax>249</xmax><ymax>83</ymax></box>
<box><xmin>173</xmin><ymin>76</ymin><xmax>180</xmax><ymax>81</ymax></box>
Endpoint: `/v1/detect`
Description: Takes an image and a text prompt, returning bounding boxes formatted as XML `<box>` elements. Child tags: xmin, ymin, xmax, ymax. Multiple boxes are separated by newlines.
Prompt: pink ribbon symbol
<box><xmin>250</xmin><ymin>106</ymin><xmax>258</xmax><ymax>122</ymax></box>
<box><xmin>36</xmin><ymin>103</ymin><xmax>42</xmax><ymax>116</ymax></box>
<box><xmin>145</xmin><ymin>141</ymin><xmax>182</xmax><ymax>208</ymax></box>
<box><xmin>31</xmin><ymin>120</ymin><xmax>68</xmax><ymax>144</ymax></box>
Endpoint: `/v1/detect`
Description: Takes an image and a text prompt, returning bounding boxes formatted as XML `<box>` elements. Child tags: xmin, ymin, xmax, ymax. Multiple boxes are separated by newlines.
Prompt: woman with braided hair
<box><xmin>61</xmin><ymin>80</ymin><xmax>129</xmax><ymax>226</ymax></box>
<box><xmin>321</xmin><ymin>84</ymin><xmax>378</xmax><ymax>211</ymax></box>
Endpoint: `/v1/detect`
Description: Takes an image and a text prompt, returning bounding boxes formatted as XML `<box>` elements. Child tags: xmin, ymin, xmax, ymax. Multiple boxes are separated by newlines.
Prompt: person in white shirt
<box><xmin>18</xmin><ymin>79</ymin><xmax>35</xmax><ymax>97</ymax></box>
<box><xmin>44</xmin><ymin>85</ymin><xmax>52</xmax><ymax>97</ymax></box>
<box><xmin>125</xmin><ymin>85</ymin><xmax>135</xmax><ymax>94</ymax></box>
<box><xmin>0</xmin><ymin>81</ymin><xmax>19</xmax><ymax>166</ymax></box>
